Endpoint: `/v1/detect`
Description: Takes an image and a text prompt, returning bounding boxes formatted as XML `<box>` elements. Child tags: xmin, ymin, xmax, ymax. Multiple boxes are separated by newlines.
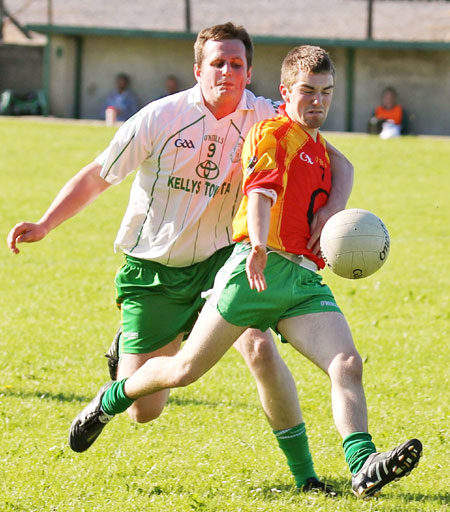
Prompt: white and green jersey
<box><xmin>97</xmin><ymin>84</ymin><xmax>277</xmax><ymax>267</ymax></box>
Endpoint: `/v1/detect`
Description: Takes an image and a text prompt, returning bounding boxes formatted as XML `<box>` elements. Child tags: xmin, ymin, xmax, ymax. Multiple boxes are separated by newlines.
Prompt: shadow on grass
<box><xmin>255</xmin><ymin>478</ymin><xmax>349</xmax><ymax>499</ymax></box>
<box><xmin>1</xmin><ymin>388</ymin><xmax>89</xmax><ymax>403</ymax></box>
<box><xmin>167</xmin><ymin>394</ymin><xmax>255</xmax><ymax>410</ymax></box>
<box><xmin>1</xmin><ymin>388</ymin><xmax>255</xmax><ymax>410</ymax></box>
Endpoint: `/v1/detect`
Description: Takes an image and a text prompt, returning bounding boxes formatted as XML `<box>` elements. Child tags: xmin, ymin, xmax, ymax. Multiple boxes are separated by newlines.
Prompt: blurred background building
<box><xmin>1</xmin><ymin>0</ymin><xmax>449</xmax><ymax>134</ymax></box>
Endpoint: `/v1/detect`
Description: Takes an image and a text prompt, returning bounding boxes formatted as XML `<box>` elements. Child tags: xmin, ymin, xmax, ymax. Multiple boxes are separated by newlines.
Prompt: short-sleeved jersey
<box><xmin>232</xmin><ymin>114</ymin><xmax>331</xmax><ymax>268</ymax></box>
<box><xmin>96</xmin><ymin>84</ymin><xmax>277</xmax><ymax>267</ymax></box>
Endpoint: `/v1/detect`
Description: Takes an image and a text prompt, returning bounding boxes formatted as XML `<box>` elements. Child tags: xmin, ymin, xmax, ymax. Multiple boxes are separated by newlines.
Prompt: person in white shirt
<box><xmin>8</xmin><ymin>22</ymin><xmax>353</xmax><ymax>494</ymax></box>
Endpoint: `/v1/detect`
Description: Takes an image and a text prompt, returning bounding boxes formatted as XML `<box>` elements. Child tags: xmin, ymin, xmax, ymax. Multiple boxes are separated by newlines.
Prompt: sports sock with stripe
<box><xmin>343</xmin><ymin>431</ymin><xmax>377</xmax><ymax>474</ymax></box>
<box><xmin>273</xmin><ymin>423</ymin><xmax>318</xmax><ymax>487</ymax></box>
<box><xmin>101</xmin><ymin>378</ymin><xmax>134</xmax><ymax>415</ymax></box>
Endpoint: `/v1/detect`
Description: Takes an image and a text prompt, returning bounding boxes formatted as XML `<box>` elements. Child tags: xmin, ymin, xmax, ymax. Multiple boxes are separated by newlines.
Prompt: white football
<box><xmin>320</xmin><ymin>209</ymin><xmax>390</xmax><ymax>279</ymax></box>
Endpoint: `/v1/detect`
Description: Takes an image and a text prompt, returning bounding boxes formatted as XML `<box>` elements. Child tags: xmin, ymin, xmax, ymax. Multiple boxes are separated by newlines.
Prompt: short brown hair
<box><xmin>194</xmin><ymin>22</ymin><xmax>253</xmax><ymax>68</ymax></box>
<box><xmin>281</xmin><ymin>45</ymin><xmax>335</xmax><ymax>91</ymax></box>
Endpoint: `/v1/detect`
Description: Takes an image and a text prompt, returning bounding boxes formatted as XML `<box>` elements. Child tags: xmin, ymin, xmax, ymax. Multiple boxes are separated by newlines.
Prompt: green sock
<box><xmin>101</xmin><ymin>378</ymin><xmax>135</xmax><ymax>416</ymax></box>
<box><xmin>343</xmin><ymin>432</ymin><xmax>377</xmax><ymax>474</ymax></box>
<box><xmin>273</xmin><ymin>423</ymin><xmax>317</xmax><ymax>488</ymax></box>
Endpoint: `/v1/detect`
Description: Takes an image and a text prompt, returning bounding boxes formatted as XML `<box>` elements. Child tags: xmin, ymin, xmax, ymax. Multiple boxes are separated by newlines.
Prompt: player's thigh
<box><xmin>118</xmin><ymin>334</ymin><xmax>184</xmax><ymax>378</ymax></box>
<box><xmin>118</xmin><ymin>333</ymin><xmax>184</xmax><ymax>417</ymax></box>
<box><xmin>177</xmin><ymin>303</ymin><xmax>247</xmax><ymax>382</ymax></box>
<box><xmin>277</xmin><ymin>312</ymin><xmax>357</xmax><ymax>373</ymax></box>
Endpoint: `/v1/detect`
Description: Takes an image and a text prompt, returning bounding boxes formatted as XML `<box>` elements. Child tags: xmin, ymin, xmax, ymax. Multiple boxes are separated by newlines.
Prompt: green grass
<box><xmin>1</xmin><ymin>118</ymin><xmax>449</xmax><ymax>511</ymax></box>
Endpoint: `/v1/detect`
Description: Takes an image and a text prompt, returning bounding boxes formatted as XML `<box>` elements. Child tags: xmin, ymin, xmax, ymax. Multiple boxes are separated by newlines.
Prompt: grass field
<box><xmin>1</xmin><ymin>117</ymin><xmax>449</xmax><ymax>511</ymax></box>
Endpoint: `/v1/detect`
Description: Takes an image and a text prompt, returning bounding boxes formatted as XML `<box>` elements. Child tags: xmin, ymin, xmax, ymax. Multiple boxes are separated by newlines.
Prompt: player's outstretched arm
<box><xmin>307</xmin><ymin>141</ymin><xmax>354</xmax><ymax>255</ymax></box>
<box><xmin>7</xmin><ymin>161</ymin><xmax>110</xmax><ymax>254</ymax></box>
<box><xmin>246</xmin><ymin>192</ymin><xmax>272</xmax><ymax>292</ymax></box>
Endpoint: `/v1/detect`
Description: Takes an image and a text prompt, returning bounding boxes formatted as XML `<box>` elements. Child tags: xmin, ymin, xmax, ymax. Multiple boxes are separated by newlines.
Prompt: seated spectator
<box><xmin>104</xmin><ymin>73</ymin><xmax>139</xmax><ymax>123</ymax></box>
<box><xmin>368</xmin><ymin>87</ymin><xmax>406</xmax><ymax>138</ymax></box>
<box><xmin>157</xmin><ymin>75</ymin><xmax>180</xmax><ymax>99</ymax></box>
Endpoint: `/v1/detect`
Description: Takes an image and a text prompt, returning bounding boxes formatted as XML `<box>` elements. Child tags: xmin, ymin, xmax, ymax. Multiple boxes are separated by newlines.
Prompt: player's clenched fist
<box><xmin>7</xmin><ymin>222</ymin><xmax>48</xmax><ymax>254</ymax></box>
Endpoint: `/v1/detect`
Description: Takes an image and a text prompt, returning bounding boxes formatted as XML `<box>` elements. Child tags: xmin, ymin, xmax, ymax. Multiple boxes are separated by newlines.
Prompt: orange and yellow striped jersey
<box><xmin>232</xmin><ymin>114</ymin><xmax>331</xmax><ymax>268</ymax></box>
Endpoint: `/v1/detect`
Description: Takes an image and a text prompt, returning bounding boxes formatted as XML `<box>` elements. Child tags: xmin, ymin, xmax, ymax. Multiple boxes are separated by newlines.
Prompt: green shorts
<box><xmin>115</xmin><ymin>245</ymin><xmax>233</xmax><ymax>354</ymax></box>
<box><xmin>207</xmin><ymin>243</ymin><xmax>342</xmax><ymax>334</ymax></box>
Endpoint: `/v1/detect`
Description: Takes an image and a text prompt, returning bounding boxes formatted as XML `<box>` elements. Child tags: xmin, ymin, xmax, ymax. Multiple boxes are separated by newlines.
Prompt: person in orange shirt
<box><xmin>368</xmin><ymin>87</ymin><xmax>405</xmax><ymax>138</ymax></box>
<box><xmin>69</xmin><ymin>44</ymin><xmax>421</xmax><ymax>498</ymax></box>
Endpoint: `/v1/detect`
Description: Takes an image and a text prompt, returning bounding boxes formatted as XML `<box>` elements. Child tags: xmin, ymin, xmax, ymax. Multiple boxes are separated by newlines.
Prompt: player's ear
<box><xmin>246</xmin><ymin>67</ymin><xmax>252</xmax><ymax>85</ymax></box>
<box><xmin>194</xmin><ymin>64</ymin><xmax>201</xmax><ymax>83</ymax></box>
<box><xmin>279</xmin><ymin>83</ymin><xmax>290</xmax><ymax>103</ymax></box>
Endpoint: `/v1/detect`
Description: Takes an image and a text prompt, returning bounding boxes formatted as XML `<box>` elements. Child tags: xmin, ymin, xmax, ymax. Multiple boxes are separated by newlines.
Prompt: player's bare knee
<box><xmin>329</xmin><ymin>351</ymin><xmax>363</xmax><ymax>384</ymax></box>
<box><xmin>171</xmin><ymin>359</ymin><xmax>201</xmax><ymax>387</ymax></box>
<box><xmin>347</xmin><ymin>353</ymin><xmax>363</xmax><ymax>382</ymax></box>
<box><xmin>239</xmin><ymin>334</ymin><xmax>277</xmax><ymax>369</ymax></box>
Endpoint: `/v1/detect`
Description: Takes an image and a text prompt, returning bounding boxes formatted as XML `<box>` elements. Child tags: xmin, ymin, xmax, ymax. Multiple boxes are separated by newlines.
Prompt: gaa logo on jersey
<box><xmin>175</xmin><ymin>138</ymin><xmax>195</xmax><ymax>149</ymax></box>
<box><xmin>196</xmin><ymin>159</ymin><xmax>220</xmax><ymax>179</ymax></box>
